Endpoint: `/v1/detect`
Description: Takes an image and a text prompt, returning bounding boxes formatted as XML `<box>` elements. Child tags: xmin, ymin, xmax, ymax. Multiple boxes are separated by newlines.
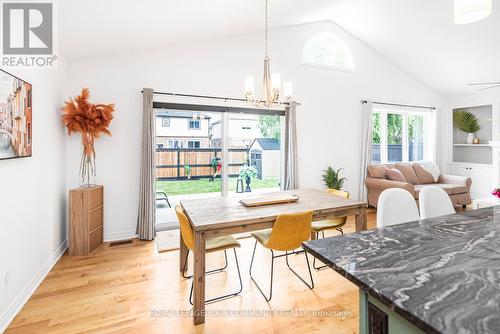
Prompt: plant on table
<box><xmin>322</xmin><ymin>166</ymin><xmax>347</xmax><ymax>190</ymax></box>
<box><xmin>239</xmin><ymin>165</ymin><xmax>258</xmax><ymax>192</ymax></box>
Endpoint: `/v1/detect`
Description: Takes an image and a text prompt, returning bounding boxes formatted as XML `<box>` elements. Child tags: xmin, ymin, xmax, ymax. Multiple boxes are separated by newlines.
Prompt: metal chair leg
<box><xmin>188</xmin><ymin>248</ymin><xmax>243</xmax><ymax>305</ymax></box>
<box><xmin>182</xmin><ymin>249</ymin><xmax>228</xmax><ymax>279</ymax></box>
<box><xmin>285</xmin><ymin>250</ymin><xmax>314</xmax><ymax>289</ymax></box>
<box><xmin>249</xmin><ymin>240</ymin><xmax>274</xmax><ymax>302</ymax></box>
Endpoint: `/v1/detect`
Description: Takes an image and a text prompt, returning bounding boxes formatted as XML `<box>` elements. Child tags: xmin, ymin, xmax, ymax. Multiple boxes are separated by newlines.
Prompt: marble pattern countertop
<box><xmin>303</xmin><ymin>207</ymin><xmax>500</xmax><ymax>334</ymax></box>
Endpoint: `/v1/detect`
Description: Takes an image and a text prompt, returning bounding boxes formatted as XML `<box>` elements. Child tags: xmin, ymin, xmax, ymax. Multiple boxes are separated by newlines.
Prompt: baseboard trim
<box><xmin>104</xmin><ymin>230</ymin><xmax>138</xmax><ymax>242</ymax></box>
<box><xmin>0</xmin><ymin>240</ymin><xmax>68</xmax><ymax>333</ymax></box>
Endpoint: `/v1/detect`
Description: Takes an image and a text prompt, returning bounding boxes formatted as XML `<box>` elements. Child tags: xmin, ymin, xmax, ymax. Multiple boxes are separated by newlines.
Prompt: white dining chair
<box><xmin>377</xmin><ymin>188</ymin><xmax>420</xmax><ymax>227</ymax></box>
<box><xmin>419</xmin><ymin>186</ymin><xmax>455</xmax><ymax>219</ymax></box>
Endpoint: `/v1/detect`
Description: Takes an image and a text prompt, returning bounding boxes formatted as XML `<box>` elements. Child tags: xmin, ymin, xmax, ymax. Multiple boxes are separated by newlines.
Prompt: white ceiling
<box><xmin>58</xmin><ymin>0</ymin><xmax>500</xmax><ymax>99</ymax></box>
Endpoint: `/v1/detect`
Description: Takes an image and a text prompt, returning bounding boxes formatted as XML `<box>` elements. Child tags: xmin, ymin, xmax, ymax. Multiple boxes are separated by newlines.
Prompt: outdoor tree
<box><xmin>258</xmin><ymin>115</ymin><xmax>281</xmax><ymax>140</ymax></box>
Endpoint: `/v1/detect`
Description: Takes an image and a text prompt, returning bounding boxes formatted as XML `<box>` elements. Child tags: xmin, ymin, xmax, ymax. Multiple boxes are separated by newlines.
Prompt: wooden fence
<box><xmin>156</xmin><ymin>148</ymin><xmax>248</xmax><ymax>180</ymax></box>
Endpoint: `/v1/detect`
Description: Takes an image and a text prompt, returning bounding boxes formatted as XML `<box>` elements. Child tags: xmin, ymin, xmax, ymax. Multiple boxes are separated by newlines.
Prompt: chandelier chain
<box><xmin>265</xmin><ymin>0</ymin><xmax>268</xmax><ymax>57</ymax></box>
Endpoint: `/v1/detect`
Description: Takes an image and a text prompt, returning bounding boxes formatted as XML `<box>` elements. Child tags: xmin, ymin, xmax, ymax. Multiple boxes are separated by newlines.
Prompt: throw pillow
<box><xmin>367</xmin><ymin>165</ymin><xmax>389</xmax><ymax>179</ymax></box>
<box><xmin>386</xmin><ymin>168</ymin><xmax>407</xmax><ymax>182</ymax></box>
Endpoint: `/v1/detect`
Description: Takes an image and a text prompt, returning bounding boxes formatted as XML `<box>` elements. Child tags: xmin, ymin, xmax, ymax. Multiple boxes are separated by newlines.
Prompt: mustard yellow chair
<box><xmin>311</xmin><ymin>189</ymin><xmax>349</xmax><ymax>270</ymax></box>
<box><xmin>175</xmin><ymin>205</ymin><xmax>242</xmax><ymax>304</ymax></box>
<box><xmin>249</xmin><ymin>211</ymin><xmax>314</xmax><ymax>302</ymax></box>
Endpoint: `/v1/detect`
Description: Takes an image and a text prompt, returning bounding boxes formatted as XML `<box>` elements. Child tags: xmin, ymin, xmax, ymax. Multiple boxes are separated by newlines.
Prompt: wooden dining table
<box><xmin>179</xmin><ymin>188</ymin><xmax>368</xmax><ymax>325</ymax></box>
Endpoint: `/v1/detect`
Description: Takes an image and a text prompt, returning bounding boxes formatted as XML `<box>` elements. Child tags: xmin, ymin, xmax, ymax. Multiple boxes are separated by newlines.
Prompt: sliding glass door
<box><xmin>154</xmin><ymin>107</ymin><xmax>284</xmax><ymax>207</ymax></box>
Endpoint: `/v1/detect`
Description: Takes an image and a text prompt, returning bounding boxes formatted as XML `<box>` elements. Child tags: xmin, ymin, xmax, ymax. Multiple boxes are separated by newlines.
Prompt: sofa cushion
<box><xmin>440</xmin><ymin>184</ymin><xmax>468</xmax><ymax>195</ymax></box>
<box><xmin>386</xmin><ymin>168</ymin><xmax>406</xmax><ymax>182</ymax></box>
<box><xmin>413</xmin><ymin>184</ymin><xmax>468</xmax><ymax>198</ymax></box>
<box><xmin>395</xmin><ymin>163</ymin><xmax>420</xmax><ymax>185</ymax></box>
<box><xmin>367</xmin><ymin>165</ymin><xmax>389</xmax><ymax>179</ymax></box>
<box><xmin>413</xmin><ymin>164</ymin><xmax>435</xmax><ymax>184</ymax></box>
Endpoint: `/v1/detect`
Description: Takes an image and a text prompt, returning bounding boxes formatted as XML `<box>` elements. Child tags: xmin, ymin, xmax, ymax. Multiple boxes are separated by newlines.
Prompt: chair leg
<box><xmin>313</xmin><ymin>231</ymin><xmax>328</xmax><ymax>270</ymax></box>
<box><xmin>249</xmin><ymin>240</ymin><xmax>274</xmax><ymax>302</ymax></box>
<box><xmin>182</xmin><ymin>249</ymin><xmax>228</xmax><ymax>279</ymax></box>
<box><xmin>285</xmin><ymin>250</ymin><xmax>314</xmax><ymax>289</ymax></box>
<box><xmin>189</xmin><ymin>248</ymin><xmax>243</xmax><ymax>305</ymax></box>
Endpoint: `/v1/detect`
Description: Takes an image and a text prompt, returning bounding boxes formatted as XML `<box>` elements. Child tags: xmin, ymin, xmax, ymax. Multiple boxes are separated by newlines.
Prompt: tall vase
<box><xmin>466</xmin><ymin>133</ymin><xmax>474</xmax><ymax>144</ymax></box>
<box><xmin>79</xmin><ymin>149</ymin><xmax>96</xmax><ymax>188</ymax></box>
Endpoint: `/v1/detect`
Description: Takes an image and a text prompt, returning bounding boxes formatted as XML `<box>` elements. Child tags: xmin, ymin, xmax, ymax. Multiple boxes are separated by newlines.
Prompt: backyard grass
<box><xmin>156</xmin><ymin>177</ymin><xmax>280</xmax><ymax>196</ymax></box>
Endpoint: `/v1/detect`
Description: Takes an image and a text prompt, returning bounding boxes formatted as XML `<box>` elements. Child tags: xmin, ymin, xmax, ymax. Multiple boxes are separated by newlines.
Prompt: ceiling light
<box><xmin>244</xmin><ymin>0</ymin><xmax>293</xmax><ymax>107</ymax></box>
<box><xmin>454</xmin><ymin>0</ymin><xmax>492</xmax><ymax>24</ymax></box>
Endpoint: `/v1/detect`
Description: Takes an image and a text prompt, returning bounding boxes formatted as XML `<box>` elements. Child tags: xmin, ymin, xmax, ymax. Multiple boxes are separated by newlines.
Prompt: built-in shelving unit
<box><xmin>451</xmin><ymin>104</ymin><xmax>494</xmax><ymax>198</ymax></box>
<box><xmin>452</xmin><ymin>105</ymin><xmax>493</xmax><ymax>165</ymax></box>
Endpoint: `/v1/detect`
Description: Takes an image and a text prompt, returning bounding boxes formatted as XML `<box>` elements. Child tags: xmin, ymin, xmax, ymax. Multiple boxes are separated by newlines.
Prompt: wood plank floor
<box><xmin>6</xmin><ymin>211</ymin><xmax>377</xmax><ymax>334</ymax></box>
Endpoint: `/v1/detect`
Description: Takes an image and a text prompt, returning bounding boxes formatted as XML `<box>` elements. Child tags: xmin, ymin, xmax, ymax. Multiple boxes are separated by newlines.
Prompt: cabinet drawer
<box><xmin>89</xmin><ymin>187</ymin><xmax>103</xmax><ymax>211</ymax></box>
<box><xmin>89</xmin><ymin>226</ymin><xmax>103</xmax><ymax>253</ymax></box>
<box><xmin>89</xmin><ymin>206</ymin><xmax>103</xmax><ymax>232</ymax></box>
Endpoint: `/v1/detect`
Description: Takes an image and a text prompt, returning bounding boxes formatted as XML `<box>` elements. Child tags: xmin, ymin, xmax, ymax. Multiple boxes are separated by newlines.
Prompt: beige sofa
<box><xmin>365</xmin><ymin>163</ymin><xmax>471</xmax><ymax>208</ymax></box>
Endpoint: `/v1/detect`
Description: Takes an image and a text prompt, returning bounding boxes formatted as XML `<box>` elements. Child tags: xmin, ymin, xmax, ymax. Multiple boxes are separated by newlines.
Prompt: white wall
<box><xmin>0</xmin><ymin>65</ymin><xmax>66</xmax><ymax>332</ymax></box>
<box><xmin>155</xmin><ymin>116</ymin><xmax>209</xmax><ymax>137</ymax></box>
<box><xmin>63</xmin><ymin>21</ymin><xmax>446</xmax><ymax>240</ymax></box>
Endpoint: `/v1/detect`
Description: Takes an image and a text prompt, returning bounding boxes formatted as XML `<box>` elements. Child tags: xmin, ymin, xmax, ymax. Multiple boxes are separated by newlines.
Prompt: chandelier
<box><xmin>454</xmin><ymin>0</ymin><xmax>492</xmax><ymax>24</ymax></box>
<box><xmin>244</xmin><ymin>0</ymin><xmax>293</xmax><ymax>107</ymax></box>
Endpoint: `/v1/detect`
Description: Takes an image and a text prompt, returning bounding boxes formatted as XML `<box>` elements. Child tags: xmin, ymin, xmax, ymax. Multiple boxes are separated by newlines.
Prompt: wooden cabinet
<box><xmin>69</xmin><ymin>186</ymin><xmax>104</xmax><ymax>256</ymax></box>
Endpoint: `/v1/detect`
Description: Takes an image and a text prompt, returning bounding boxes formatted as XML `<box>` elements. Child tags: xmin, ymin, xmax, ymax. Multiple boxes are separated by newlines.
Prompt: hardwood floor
<box><xmin>6</xmin><ymin>211</ymin><xmax>376</xmax><ymax>334</ymax></box>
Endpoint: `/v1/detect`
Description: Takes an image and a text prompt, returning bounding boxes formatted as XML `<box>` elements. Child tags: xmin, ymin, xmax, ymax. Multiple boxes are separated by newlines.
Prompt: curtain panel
<box><xmin>283</xmin><ymin>101</ymin><xmax>298</xmax><ymax>190</ymax></box>
<box><xmin>359</xmin><ymin>101</ymin><xmax>374</xmax><ymax>201</ymax></box>
<box><xmin>137</xmin><ymin>88</ymin><xmax>156</xmax><ymax>240</ymax></box>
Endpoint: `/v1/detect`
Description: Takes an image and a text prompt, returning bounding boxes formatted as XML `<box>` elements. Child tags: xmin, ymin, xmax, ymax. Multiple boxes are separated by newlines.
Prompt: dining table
<box><xmin>179</xmin><ymin>188</ymin><xmax>368</xmax><ymax>325</ymax></box>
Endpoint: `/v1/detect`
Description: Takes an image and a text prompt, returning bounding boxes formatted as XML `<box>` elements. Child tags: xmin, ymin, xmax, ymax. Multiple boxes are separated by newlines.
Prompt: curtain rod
<box><xmin>141</xmin><ymin>90</ymin><xmax>300</xmax><ymax>106</ymax></box>
<box><xmin>361</xmin><ymin>100</ymin><xmax>435</xmax><ymax>110</ymax></box>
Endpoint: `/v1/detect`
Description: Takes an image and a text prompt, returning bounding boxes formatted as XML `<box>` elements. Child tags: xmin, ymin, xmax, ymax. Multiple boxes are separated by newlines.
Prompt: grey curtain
<box><xmin>359</xmin><ymin>101</ymin><xmax>373</xmax><ymax>201</ymax></box>
<box><xmin>137</xmin><ymin>88</ymin><xmax>156</xmax><ymax>240</ymax></box>
<box><xmin>283</xmin><ymin>101</ymin><xmax>298</xmax><ymax>190</ymax></box>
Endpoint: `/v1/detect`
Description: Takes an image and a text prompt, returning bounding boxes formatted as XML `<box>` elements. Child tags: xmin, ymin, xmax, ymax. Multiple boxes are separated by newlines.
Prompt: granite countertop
<box><xmin>303</xmin><ymin>207</ymin><xmax>500</xmax><ymax>334</ymax></box>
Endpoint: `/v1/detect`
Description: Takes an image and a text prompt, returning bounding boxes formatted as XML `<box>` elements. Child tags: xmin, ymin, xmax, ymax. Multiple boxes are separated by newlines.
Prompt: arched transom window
<box><xmin>302</xmin><ymin>32</ymin><xmax>355</xmax><ymax>71</ymax></box>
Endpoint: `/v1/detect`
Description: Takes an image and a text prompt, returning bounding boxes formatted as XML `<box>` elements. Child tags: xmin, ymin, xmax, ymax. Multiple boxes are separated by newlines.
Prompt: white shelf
<box><xmin>453</xmin><ymin>144</ymin><xmax>491</xmax><ymax>147</ymax></box>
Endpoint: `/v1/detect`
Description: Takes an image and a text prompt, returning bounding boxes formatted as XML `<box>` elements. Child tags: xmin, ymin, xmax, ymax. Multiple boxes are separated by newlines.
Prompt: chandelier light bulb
<box><xmin>271</xmin><ymin>73</ymin><xmax>281</xmax><ymax>91</ymax></box>
<box><xmin>283</xmin><ymin>81</ymin><xmax>293</xmax><ymax>100</ymax></box>
<box><xmin>245</xmin><ymin>76</ymin><xmax>255</xmax><ymax>95</ymax></box>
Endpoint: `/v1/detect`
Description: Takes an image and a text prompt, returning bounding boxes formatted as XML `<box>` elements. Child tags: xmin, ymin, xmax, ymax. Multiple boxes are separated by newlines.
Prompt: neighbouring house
<box><xmin>155</xmin><ymin>110</ymin><xmax>211</xmax><ymax>148</ymax></box>
<box><xmin>211</xmin><ymin>114</ymin><xmax>261</xmax><ymax>148</ymax></box>
<box><xmin>249</xmin><ymin>138</ymin><xmax>281</xmax><ymax>179</ymax></box>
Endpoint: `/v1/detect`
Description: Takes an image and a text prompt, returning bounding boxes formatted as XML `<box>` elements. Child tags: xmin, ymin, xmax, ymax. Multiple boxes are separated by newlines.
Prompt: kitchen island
<box><xmin>304</xmin><ymin>207</ymin><xmax>500</xmax><ymax>334</ymax></box>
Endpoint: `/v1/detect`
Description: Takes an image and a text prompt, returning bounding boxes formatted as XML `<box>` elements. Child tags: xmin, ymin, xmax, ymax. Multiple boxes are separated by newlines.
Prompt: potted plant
<box><xmin>239</xmin><ymin>165</ymin><xmax>258</xmax><ymax>192</ymax></box>
<box><xmin>453</xmin><ymin>110</ymin><xmax>480</xmax><ymax>144</ymax></box>
<box><xmin>322</xmin><ymin>166</ymin><xmax>347</xmax><ymax>190</ymax></box>
<box><xmin>184</xmin><ymin>164</ymin><xmax>191</xmax><ymax>180</ymax></box>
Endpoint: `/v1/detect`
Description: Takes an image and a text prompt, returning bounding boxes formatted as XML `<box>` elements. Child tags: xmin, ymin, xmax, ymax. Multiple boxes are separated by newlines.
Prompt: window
<box><xmin>161</xmin><ymin>117</ymin><xmax>170</xmax><ymax>127</ymax></box>
<box><xmin>372</xmin><ymin>108</ymin><xmax>432</xmax><ymax>164</ymax></box>
<box><xmin>168</xmin><ymin>140</ymin><xmax>181</xmax><ymax>148</ymax></box>
<box><xmin>187</xmin><ymin>140</ymin><xmax>200</xmax><ymax>149</ymax></box>
<box><xmin>302</xmin><ymin>32</ymin><xmax>355</xmax><ymax>70</ymax></box>
<box><xmin>188</xmin><ymin>120</ymin><xmax>200</xmax><ymax>129</ymax></box>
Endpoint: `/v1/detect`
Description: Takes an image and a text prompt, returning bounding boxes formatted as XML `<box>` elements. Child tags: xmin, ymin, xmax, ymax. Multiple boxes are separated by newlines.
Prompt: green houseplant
<box><xmin>239</xmin><ymin>165</ymin><xmax>258</xmax><ymax>192</ymax></box>
<box><xmin>453</xmin><ymin>110</ymin><xmax>481</xmax><ymax>144</ymax></box>
<box><xmin>322</xmin><ymin>166</ymin><xmax>347</xmax><ymax>190</ymax></box>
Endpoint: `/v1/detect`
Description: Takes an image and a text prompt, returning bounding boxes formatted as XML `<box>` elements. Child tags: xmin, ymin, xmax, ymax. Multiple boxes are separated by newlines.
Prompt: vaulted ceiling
<box><xmin>59</xmin><ymin>0</ymin><xmax>500</xmax><ymax>99</ymax></box>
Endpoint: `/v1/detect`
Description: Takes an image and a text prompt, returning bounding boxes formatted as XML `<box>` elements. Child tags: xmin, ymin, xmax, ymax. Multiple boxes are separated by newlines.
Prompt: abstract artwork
<box><xmin>0</xmin><ymin>69</ymin><xmax>32</xmax><ymax>160</ymax></box>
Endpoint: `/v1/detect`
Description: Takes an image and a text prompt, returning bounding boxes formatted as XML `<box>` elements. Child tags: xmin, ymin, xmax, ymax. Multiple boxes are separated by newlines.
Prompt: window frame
<box><xmin>187</xmin><ymin>140</ymin><xmax>201</xmax><ymax>149</ymax></box>
<box><xmin>301</xmin><ymin>31</ymin><xmax>356</xmax><ymax>72</ymax></box>
<box><xmin>188</xmin><ymin>119</ymin><xmax>201</xmax><ymax>129</ymax></box>
<box><xmin>161</xmin><ymin>117</ymin><xmax>170</xmax><ymax>127</ymax></box>
<box><xmin>372</xmin><ymin>108</ymin><xmax>431</xmax><ymax>164</ymax></box>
